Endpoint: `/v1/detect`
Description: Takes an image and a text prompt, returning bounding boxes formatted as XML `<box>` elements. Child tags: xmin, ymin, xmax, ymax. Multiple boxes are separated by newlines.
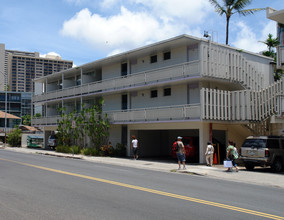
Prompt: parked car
<box><xmin>171</xmin><ymin>137</ymin><xmax>197</xmax><ymax>161</ymax></box>
<box><xmin>48</xmin><ymin>134</ymin><xmax>57</xmax><ymax>150</ymax></box>
<box><xmin>240</xmin><ymin>136</ymin><xmax>284</xmax><ymax>172</ymax></box>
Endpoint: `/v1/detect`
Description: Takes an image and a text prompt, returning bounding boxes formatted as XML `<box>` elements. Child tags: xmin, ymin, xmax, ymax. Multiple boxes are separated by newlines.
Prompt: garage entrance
<box><xmin>212</xmin><ymin>130</ymin><xmax>226</xmax><ymax>164</ymax></box>
<box><xmin>133</xmin><ymin>129</ymin><xmax>199</xmax><ymax>163</ymax></box>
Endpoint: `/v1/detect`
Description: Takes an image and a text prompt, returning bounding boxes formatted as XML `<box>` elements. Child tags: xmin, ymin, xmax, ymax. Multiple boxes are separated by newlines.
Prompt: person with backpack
<box><xmin>176</xmin><ymin>136</ymin><xmax>186</xmax><ymax>170</ymax></box>
<box><xmin>226</xmin><ymin>140</ymin><xmax>239</xmax><ymax>172</ymax></box>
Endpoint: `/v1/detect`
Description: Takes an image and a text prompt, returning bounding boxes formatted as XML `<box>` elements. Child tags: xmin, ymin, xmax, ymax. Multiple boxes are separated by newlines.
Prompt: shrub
<box><xmin>7</xmin><ymin>128</ymin><xmax>22</xmax><ymax>147</ymax></box>
<box><xmin>82</xmin><ymin>147</ymin><xmax>100</xmax><ymax>156</ymax></box>
<box><xmin>56</xmin><ymin>145</ymin><xmax>72</xmax><ymax>153</ymax></box>
<box><xmin>113</xmin><ymin>143</ymin><xmax>126</xmax><ymax>157</ymax></box>
<box><xmin>56</xmin><ymin>145</ymin><xmax>80</xmax><ymax>154</ymax></box>
<box><xmin>100</xmin><ymin>144</ymin><xmax>114</xmax><ymax>156</ymax></box>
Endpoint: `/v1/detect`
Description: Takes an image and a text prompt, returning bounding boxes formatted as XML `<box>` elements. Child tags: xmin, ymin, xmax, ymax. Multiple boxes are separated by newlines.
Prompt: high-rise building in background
<box><xmin>0</xmin><ymin>43</ymin><xmax>73</xmax><ymax>92</ymax></box>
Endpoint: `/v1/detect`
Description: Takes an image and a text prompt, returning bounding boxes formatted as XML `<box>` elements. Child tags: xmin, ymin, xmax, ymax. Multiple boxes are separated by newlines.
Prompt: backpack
<box><xmin>172</xmin><ymin>141</ymin><xmax>179</xmax><ymax>152</ymax></box>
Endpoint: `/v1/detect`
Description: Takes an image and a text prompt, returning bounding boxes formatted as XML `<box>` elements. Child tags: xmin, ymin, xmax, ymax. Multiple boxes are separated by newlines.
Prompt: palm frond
<box><xmin>238</xmin><ymin>8</ymin><xmax>265</xmax><ymax>16</ymax></box>
<box><xmin>233</xmin><ymin>0</ymin><xmax>252</xmax><ymax>10</ymax></box>
<box><xmin>209</xmin><ymin>0</ymin><xmax>226</xmax><ymax>15</ymax></box>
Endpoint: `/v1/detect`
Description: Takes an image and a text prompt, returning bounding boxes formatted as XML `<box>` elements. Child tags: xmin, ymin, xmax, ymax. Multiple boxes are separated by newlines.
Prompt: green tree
<box><xmin>209</xmin><ymin>0</ymin><xmax>264</xmax><ymax>45</ymax></box>
<box><xmin>7</xmin><ymin>128</ymin><xmax>22</xmax><ymax>147</ymax></box>
<box><xmin>56</xmin><ymin>99</ymin><xmax>110</xmax><ymax>151</ymax></box>
<box><xmin>85</xmin><ymin>98</ymin><xmax>110</xmax><ymax>150</ymax></box>
<box><xmin>260</xmin><ymin>34</ymin><xmax>281</xmax><ymax>81</ymax></box>
<box><xmin>57</xmin><ymin>107</ymin><xmax>73</xmax><ymax>146</ymax></box>
<box><xmin>22</xmin><ymin>114</ymin><xmax>31</xmax><ymax>126</ymax></box>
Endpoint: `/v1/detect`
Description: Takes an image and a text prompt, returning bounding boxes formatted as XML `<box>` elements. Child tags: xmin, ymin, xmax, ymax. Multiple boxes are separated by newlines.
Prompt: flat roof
<box><xmin>267</xmin><ymin>7</ymin><xmax>284</xmax><ymax>24</ymax></box>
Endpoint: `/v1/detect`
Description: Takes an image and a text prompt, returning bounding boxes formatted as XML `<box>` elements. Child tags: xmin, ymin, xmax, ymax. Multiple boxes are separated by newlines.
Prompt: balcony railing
<box><xmin>31</xmin><ymin>104</ymin><xmax>201</xmax><ymax>126</ymax></box>
<box><xmin>106</xmin><ymin>104</ymin><xmax>201</xmax><ymax>123</ymax></box>
<box><xmin>201</xmin><ymin>44</ymin><xmax>264</xmax><ymax>90</ymax></box>
<box><xmin>33</xmin><ymin>61</ymin><xmax>201</xmax><ymax>103</ymax></box>
<box><xmin>201</xmin><ymin>79</ymin><xmax>284</xmax><ymax>121</ymax></box>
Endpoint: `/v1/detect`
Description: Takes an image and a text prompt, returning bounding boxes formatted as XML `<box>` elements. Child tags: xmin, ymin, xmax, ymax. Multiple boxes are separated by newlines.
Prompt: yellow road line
<box><xmin>1</xmin><ymin>157</ymin><xmax>283</xmax><ymax>220</ymax></box>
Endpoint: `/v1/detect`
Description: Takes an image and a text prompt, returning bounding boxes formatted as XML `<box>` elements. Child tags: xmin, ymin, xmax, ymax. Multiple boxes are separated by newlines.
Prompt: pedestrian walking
<box><xmin>226</xmin><ymin>141</ymin><xmax>239</xmax><ymax>172</ymax></box>
<box><xmin>176</xmin><ymin>136</ymin><xmax>186</xmax><ymax>170</ymax></box>
<box><xmin>131</xmin><ymin>135</ymin><xmax>139</xmax><ymax>160</ymax></box>
<box><xmin>205</xmin><ymin>141</ymin><xmax>214</xmax><ymax>166</ymax></box>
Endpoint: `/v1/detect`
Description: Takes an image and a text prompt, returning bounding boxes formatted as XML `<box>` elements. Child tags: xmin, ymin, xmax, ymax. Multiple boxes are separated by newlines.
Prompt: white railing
<box><xmin>107</xmin><ymin>104</ymin><xmax>201</xmax><ymax>122</ymax></box>
<box><xmin>31</xmin><ymin>104</ymin><xmax>201</xmax><ymax>126</ymax></box>
<box><xmin>201</xmin><ymin>78</ymin><xmax>284</xmax><ymax>121</ymax></box>
<box><xmin>32</xmin><ymin>116</ymin><xmax>61</xmax><ymax>126</ymax></box>
<box><xmin>32</xmin><ymin>61</ymin><xmax>201</xmax><ymax>103</ymax></box>
<box><xmin>202</xmin><ymin>44</ymin><xmax>264</xmax><ymax>90</ymax></box>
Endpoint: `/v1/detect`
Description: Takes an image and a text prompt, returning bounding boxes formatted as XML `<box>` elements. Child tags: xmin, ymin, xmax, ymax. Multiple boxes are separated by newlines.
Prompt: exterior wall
<box><xmin>103</xmin><ymin>94</ymin><xmax>122</xmax><ymax>111</ymax></box>
<box><xmin>131</xmin><ymin>46</ymin><xmax>188</xmax><ymax>74</ymax></box>
<box><xmin>102</xmin><ymin>63</ymin><xmax>120</xmax><ymax>80</ymax></box>
<box><xmin>241</xmin><ymin>53</ymin><xmax>273</xmax><ymax>86</ymax></box>
<box><xmin>130</xmin><ymin>84</ymin><xmax>188</xmax><ymax>109</ymax></box>
<box><xmin>108</xmin><ymin>125</ymin><xmax>122</xmax><ymax>147</ymax></box>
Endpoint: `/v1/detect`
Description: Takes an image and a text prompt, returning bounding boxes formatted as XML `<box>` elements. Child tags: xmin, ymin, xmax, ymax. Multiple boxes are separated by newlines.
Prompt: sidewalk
<box><xmin>1</xmin><ymin>146</ymin><xmax>284</xmax><ymax>189</ymax></box>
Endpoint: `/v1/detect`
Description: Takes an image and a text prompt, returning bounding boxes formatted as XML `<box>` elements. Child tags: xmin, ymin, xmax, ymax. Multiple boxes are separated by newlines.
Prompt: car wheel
<box><xmin>271</xmin><ymin>158</ymin><xmax>283</xmax><ymax>172</ymax></box>
<box><xmin>245</xmin><ymin>163</ymin><xmax>255</xmax><ymax>171</ymax></box>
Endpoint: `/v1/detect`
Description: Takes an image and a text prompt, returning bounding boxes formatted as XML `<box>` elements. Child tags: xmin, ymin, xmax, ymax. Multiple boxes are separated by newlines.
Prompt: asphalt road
<box><xmin>0</xmin><ymin>150</ymin><xmax>283</xmax><ymax>220</ymax></box>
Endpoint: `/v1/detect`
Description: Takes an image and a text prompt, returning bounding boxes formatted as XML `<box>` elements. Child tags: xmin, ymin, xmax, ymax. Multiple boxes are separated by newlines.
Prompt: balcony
<box><xmin>32</xmin><ymin>60</ymin><xmax>201</xmax><ymax>103</ymax></box>
<box><xmin>31</xmin><ymin>104</ymin><xmax>201</xmax><ymax>126</ymax></box>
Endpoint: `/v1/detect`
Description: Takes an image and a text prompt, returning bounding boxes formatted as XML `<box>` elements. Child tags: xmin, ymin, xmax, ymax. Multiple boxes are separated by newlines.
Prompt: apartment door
<box><xmin>121</xmin><ymin>94</ymin><xmax>127</xmax><ymax>110</ymax></box>
<box><xmin>121</xmin><ymin>63</ymin><xmax>127</xmax><ymax>76</ymax></box>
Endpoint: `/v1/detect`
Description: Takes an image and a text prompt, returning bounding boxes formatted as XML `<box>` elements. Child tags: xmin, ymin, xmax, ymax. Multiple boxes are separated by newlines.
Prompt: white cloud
<box><xmin>100</xmin><ymin>0</ymin><xmax>120</xmax><ymax>9</ymax></box>
<box><xmin>60</xmin><ymin>7</ymin><xmax>186</xmax><ymax>54</ymax></box>
<box><xmin>40</xmin><ymin>52</ymin><xmax>61</xmax><ymax>58</ymax></box>
<box><xmin>232</xmin><ymin>21</ymin><xmax>277</xmax><ymax>53</ymax></box>
<box><xmin>133</xmin><ymin>0</ymin><xmax>212</xmax><ymax>23</ymax></box>
<box><xmin>60</xmin><ymin>0</ymin><xmax>215</xmax><ymax>55</ymax></box>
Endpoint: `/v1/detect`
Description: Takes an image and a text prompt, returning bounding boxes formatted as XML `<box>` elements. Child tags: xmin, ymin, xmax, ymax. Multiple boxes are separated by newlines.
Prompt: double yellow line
<box><xmin>1</xmin><ymin>157</ymin><xmax>283</xmax><ymax>220</ymax></box>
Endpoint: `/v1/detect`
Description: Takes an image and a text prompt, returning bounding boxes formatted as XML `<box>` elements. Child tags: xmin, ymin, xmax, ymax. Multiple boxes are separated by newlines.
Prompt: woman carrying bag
<box><xmin>226</xmin><ymin>141</ymin><xmax>239</xmax><ymax>172</ymax></box>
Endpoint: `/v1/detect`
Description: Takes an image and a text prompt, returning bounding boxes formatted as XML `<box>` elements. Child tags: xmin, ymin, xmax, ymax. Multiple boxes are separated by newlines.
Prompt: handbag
<box><xmin>223</xmin><ymin>160</ymin><xmax>233</xmax><ymax>168</ymax></box>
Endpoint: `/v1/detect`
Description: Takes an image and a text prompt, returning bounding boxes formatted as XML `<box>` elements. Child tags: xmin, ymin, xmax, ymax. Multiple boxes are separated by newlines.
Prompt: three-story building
<box><xmin>32</xmin><ymin>35</ymin><xmax>283</xmax><ymax>163</ymax></box>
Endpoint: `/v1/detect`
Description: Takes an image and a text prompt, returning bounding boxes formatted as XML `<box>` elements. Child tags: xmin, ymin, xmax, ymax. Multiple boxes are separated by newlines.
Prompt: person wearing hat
<box><xmin>176</xmin><ymin>136</ymin><xmax>186</xmax><ymax>170</ymax></box>
<box><xmin>205</xmin><ymin>141</ymin><xmax>214</xmax><ymax>166</ymax></box>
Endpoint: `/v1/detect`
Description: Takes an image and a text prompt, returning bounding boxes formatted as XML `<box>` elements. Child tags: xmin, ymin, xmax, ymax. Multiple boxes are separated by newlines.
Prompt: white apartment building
<box><xmin>32</xmin><ymin>35</ymin><xmax>284</xmax><ymax>163</ymax></box>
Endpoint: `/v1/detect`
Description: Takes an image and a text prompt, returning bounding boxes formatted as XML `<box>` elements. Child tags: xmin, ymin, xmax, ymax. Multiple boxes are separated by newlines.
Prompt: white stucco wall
<box><xmin>102</xmin><ymin>63</ymin><xmax>120</xmax><ymax>80</ymax></box>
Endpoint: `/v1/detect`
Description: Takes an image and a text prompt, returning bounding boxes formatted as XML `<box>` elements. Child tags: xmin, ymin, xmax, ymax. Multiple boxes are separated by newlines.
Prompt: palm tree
<box><xmin>260</xmin><ymin>33</ymin><xmax>280</xmax><ymax>54</ymax></box>
<box><xmin>209</xmin><ymin>0</ymin><xmax>265</xmax><ymax>45</ymax></box>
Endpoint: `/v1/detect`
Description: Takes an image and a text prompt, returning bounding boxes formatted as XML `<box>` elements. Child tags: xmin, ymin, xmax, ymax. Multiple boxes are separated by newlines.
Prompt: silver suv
<box><xmin>240</xmin><ymin>136</ymin><xmax>284</xmax><ymax>172</ymax></box>
<box><xmin>48</xmin><ymin>134</ymin><xmax>57</xmax><ymax>150</ymax></box>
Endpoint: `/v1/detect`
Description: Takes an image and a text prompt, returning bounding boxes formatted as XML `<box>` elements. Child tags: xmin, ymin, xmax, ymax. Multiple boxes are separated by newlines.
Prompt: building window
<box><xmin>164</xmin><ymin>88</ymin><xmax>171</xmax><ymax>96</ymax></box>
<box><xmin>150</xmin><ymin>55</ymin><xmax>157</xmax><ymax>63</ymax></box>
<box><xmin>151</xmin><ymin>90</ymin><xmax>158</xmax><ymax>98</ymax></box>
<box><xmin>163</xmin><ymin>51</ymin><xmax>171</xmax><ymax>60</ymax></box>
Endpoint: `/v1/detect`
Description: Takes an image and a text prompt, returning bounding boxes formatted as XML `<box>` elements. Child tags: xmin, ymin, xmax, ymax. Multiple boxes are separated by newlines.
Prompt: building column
<box><xmin>199</xmin><ymin>122</ymin><xmax>210</xmax><ymax>163</ymax></box>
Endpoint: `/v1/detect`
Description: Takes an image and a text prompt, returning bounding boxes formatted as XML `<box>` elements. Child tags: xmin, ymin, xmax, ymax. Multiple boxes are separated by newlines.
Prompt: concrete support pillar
<box><xmin>199</xmin><ymin>122</ymin><xmax>210</xmax><ymax>163</ymax></box>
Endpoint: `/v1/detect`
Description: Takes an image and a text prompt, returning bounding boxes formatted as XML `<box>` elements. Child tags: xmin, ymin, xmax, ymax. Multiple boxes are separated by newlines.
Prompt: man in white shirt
<box><xmin>131</xmin><ymin>135</ymin><xmax>139</xmax><ymax>160</ymax></box>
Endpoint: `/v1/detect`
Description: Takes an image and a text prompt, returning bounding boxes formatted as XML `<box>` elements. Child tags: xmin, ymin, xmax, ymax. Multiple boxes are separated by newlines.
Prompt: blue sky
<box><xmin>0</xmin><ymin>0</ymin><xmax>283</xmax><ymax>66</ymax></box>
